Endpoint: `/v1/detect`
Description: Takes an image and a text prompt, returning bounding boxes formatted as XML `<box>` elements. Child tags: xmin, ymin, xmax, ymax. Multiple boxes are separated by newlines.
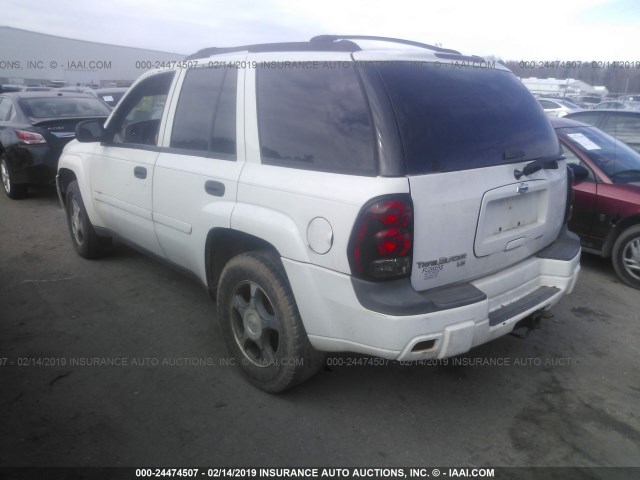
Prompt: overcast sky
<box><xmin>2</xmin><ymin>0</ymin><xmax>639</xmax><ymax>60</ymax></box>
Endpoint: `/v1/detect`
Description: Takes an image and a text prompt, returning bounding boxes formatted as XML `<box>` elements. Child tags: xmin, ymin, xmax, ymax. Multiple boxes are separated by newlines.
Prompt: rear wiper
<box><xmin>513</xmin><ymin>157</ymin><xmax>561</xmax><ymax>180</ymax></box>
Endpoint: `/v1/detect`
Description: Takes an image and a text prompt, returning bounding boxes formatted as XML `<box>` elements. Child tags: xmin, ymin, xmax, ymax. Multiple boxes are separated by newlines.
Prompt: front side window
<box><xmin>561</xmin><ymin>144</ymin><xmax>596</xmax><ymax>182</ymax></box>
<box><xmin>256</xmin><ymin>63</ymin><xmax>376</xmax><ymax>175</ymax></box>
<box><xmin>170</xmin><ymin>66</ymin><xmax>237</xmax><ymax>158</ymax></box>
<box><xmin>109</xmin><ymin>71</ymin><xmax>174</xmax><ymax>146</ymax></box>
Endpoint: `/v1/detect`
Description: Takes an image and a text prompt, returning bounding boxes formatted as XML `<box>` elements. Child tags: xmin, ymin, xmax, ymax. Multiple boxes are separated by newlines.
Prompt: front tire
<box><xmin>65</xmin><ymin>180</ymin><xmax>111</xmax><ymax>259</ymax></box>
<box><xmin>217</xmin><ymin>251</ymin><xmax>324</xmax><ymax>393</ymax></box>
<box><xmin>1</xmin><ymin>154</ymin><xmax>28</xmax><ymax>199</ymax></box>
<box><xmin>612</xmin><ymin>225</ymin><xmax>640</xmax><ymax>289</ymax></box>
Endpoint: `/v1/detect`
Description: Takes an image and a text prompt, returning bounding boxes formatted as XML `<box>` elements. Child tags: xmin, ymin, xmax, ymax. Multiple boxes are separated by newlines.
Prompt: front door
<box><xmin>89</xmin><ymin>71</ymin><xmax>176</xmax><ymax>256</ymax></box>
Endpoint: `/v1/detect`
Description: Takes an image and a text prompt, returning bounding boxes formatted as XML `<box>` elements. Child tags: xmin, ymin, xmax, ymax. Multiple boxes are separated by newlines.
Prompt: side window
<box><xmin>601</xmin><ymin>114</ymin><xmax>640</xmax><ymax>147</ymax></box>
<box><xmin>256</xmin><ymin>64</ymin><xmax>376</xmax><ymax>175</ymax></box>
<box><xmin>538</xmin><ymin>100</ymin><xmax>556</xmax><ymax>109</ymax></box>
<box><xmin>170</xmin><ymin>66</ymin><xmax>237</xmax><ymax>159</ymax></box>
<box><xmin>110</xmin><ymin>71</ymin><xmax>175</xmax><ymax>146</ymax></box>
<box><xmin>0</xmin><ymin>98</ymin><xmax>13</xmax><ymax>121</ymax></box>
<box><xmin>569</xmin><ymin>112</ymin><xmax>602</xmax><ymax>126</ymax></box>
<box><xmin>561</xmin><ymin>145</ymin><xmax>595</xmax><ymax>182</ymax></box>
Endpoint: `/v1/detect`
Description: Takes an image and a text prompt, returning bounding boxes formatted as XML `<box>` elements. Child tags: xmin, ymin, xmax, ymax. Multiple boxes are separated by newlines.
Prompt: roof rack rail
<box><xmin>186</xmin><ymin>40</ymin><xmax>360</xmax><ymax>60</ymax></box>
<box><xmin>310</xmin><ymin>35</ymin><xmax>461</xmax><ymax>55</ymax></box>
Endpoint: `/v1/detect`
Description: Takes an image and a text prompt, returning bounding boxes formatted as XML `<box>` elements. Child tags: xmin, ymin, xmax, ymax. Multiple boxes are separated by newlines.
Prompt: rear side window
<box><xmin>375</xmin><ymin>62</ymin><xmax>560</xmax><ymax>174</ymax></box>
<box><xmin>256</xmin><ymin>64</ymin><xmax>376</xmax><ymax>175</ymax></box>
<box><xmin>567</xmin><ymin>111</ymin><xmax>603</xmax><ymax>126</ymax></box>
<box><xmin>601</xmin><ymin>114</ymin><xmax>640</xmax><ymax>150</ymax></box>
<box><xmin>171</xmin><ymin>66</ymin><xmax>237</xmax><ymax>158</ymax></box>
<box><xmin>539</xmin><ymin>100</ymin><xmax>558</xmax><ymax>109</ymax></box>
<box><xmin>0</xmin><ymin>98</ymin><xmax>13</xmax><ymax>121</ymax></box>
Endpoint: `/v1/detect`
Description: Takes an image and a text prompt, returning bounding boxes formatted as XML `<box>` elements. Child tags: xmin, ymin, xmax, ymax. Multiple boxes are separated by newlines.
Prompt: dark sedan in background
<box><xmin>552</xmin><ymin>116</ymin><xmax>640</xmax><ymax>289</ymax></box>
<box><xmin>0</xmin><ymin>91</ymin><xmax>110</xmax><ymax>199</ymax></box>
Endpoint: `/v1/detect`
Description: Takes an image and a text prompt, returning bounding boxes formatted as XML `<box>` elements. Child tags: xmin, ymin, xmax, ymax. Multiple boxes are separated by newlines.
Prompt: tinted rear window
<box><xmin>375</xmin><ymin>63</ymin><xmax>559</xmax><ymax>174</ymax></box>
<box><xmin>566</xmin><ymin>111</ymin><xmax>604</xmax><ymax>125</ymax></box>
<box><xmin>601</xmin><ymin>113</ymin><xmax>640</xmax><ymax>149</ymax></box>
<box><xmin>19</xmin><ymin>97</ymin><xmax>111</xmax><ymax>118</ymax></box>
<box><xmin>256</xmin><ymin>64</ymin><xmax>376</xmax><ymax>175</ymax></box>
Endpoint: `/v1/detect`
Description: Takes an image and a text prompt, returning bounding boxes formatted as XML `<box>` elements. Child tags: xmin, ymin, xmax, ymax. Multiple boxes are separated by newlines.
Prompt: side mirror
<box><xmin>75</xmin><ymin>119</ymin><xmax>106</xmax><ymax>143</ymax></box>
<box><xmin>567</xmin><ymin>163</ymin><xmax>590</xmax><ymax>181</ymax></box>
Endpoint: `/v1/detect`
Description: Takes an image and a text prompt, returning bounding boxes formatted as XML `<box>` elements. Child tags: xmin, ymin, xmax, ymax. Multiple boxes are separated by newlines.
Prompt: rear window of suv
<box><xmin>374</xmin><ymin>62</ymin><xmax>559</xmax><ymax>174</ymax></box>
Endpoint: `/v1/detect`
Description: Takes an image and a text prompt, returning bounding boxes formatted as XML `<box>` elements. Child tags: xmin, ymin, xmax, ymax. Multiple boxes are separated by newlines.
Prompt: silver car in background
<box><xmin>538</xmin><ymin>97</ymin><xmax>583</xmax><ymax>117</ymax></box>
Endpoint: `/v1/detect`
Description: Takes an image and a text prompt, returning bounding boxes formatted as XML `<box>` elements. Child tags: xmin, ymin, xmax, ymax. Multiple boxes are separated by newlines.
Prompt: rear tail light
<box><xmin>563</xmin><ymin>165</ymin><xmax>575</xmax><ymax>224</ymax></box>
<box><xmin>349</xmin><ymin>195</ymin><xmax>413</xmax><ymax>280</ymax></box>
<box><xmin>15</xmin><ymin>130</ymin><xmax>47</xmax><ymax>145</ymax></box>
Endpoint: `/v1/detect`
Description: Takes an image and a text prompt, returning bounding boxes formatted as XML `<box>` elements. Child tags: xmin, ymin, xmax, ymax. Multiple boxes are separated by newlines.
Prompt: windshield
<box><xmin>19</xmin><ymin>96</ymin><xmax>111</xmax><ymax>118</ymax></box>
<box><xmin>561</xmin><ymin>125</ymin><xmax>640</xmax><ymax>183</ymax></box>
<box><xmin>97</xmin><ymin>92</ymin><xmax>126</xmax><ymax>107</ymax></box>
<box><xmin>374</xmin><ymin>62</ymin><xmax>559</xmax><ymax>174</ymax></box>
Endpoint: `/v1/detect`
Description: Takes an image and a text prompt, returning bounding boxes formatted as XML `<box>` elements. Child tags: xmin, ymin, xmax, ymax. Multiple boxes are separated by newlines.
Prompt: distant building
<box><xmin>520</xmin><ymin>77</ymin><xmax>608</xmax><ymax>97</ymax></box>
<box><xmin>0</xmin><ymin>26</ymin><xmax>185</xmax><ymax>87</ymax></box>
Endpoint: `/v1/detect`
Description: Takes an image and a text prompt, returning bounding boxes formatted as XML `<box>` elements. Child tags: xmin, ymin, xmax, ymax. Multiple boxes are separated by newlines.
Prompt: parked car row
<box><xmin>0</xmin><ymin>91</ymin><xmax>111</xmax><ymax>198</ymax></box>
<box><xmin>552</xmin><ymin>117</ymin><xmax>640</xmax><ymax>289</ymax></box>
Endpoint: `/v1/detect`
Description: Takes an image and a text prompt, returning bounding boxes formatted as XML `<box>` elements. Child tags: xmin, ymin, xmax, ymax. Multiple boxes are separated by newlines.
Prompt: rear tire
<box><xmin>1</xmin><ymin>154</ymin><xmax>28</xmax><ymax>199</ymax></box>
<box><xmin>216</xmin><ymin>250</ymin><xmax>324</xmax><ymax>392</ymax></box>
<box><xmin>612</xmin><ymin>225</ymin><xmax>640</xmax><ymax>289</ymax></box>
<box><xmin>65</xmin><ymin>180</ymin><xmax>111</xmax><ymax>259</ymax></box>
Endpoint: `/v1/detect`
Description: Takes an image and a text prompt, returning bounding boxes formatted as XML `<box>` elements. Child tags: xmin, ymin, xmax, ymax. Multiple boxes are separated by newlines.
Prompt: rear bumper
<box><xmin>283</xmin><ymin>227</ymin><xmax>580</xmax><ymax>361</ymax></box>
<box><xmin>5</xmin><ymin>145</ymin><xmax>60</xmax><ymax>185</ymax></box>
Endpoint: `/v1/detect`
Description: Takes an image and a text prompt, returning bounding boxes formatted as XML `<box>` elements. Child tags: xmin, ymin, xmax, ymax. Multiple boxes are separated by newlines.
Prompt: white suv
<box><xmin>57</xmin><ymin>36</ymin><xmax>581</xmax><ymax>392</ymax></box>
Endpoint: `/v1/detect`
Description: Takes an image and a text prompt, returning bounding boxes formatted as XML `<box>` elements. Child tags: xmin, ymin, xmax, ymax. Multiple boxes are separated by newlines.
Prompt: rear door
<box><xmin>371</xmin><ymin>60</ymin><xmax>565</xmax><ymax>290</ymax></box>
<box><xmin>152</xmin><ymin>63</ymin><xmax>244</xmax><ymax>275</ymax></box>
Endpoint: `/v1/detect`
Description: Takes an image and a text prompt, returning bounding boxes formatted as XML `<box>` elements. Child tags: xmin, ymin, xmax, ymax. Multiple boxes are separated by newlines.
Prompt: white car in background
<box><xmin>538</xmin><ymin>97</ymin><xmax>583</xmax><ymax>117</ymax></box>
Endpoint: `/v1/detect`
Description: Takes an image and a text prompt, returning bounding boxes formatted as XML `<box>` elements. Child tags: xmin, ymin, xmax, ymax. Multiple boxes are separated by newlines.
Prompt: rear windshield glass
<box><xmin>374</xmin><ymin>62</ymin><xmax>559</xmax><ymax>174</ymax></box>
<box><xmin>19</xmin><ymin>97</ymin><xmax>111</xmax><ymax>118</ymax></box>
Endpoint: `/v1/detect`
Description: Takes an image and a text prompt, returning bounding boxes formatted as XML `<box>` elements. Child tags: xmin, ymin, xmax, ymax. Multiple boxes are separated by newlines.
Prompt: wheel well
<box><xmin>205</xmin><ymin>228</ymin><xmax>279</xmax><ymax>299</ymax></box>
<box><xmin>57</xmin><ymin>168</ymin><xmax>78</xmax><ymax>205</ymax></box>
<box><xmin>602</xmin><ymin>215</ymin><xmax>640</xmax><ymax>257</ymax></box>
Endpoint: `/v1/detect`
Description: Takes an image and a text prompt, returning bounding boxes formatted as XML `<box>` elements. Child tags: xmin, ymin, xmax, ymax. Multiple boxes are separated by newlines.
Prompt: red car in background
<box><xmin>552</xmin><ymin>116</ymin><xmax>640</xmax><ymax>289</ymax></box>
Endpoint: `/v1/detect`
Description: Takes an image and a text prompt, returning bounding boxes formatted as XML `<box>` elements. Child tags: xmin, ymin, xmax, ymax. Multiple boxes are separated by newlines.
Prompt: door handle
<box><xmin>134</xmin><ymin>166</ymin><xmax>147</xmax><ymax>179</ymax></box>
<box><xmin>204</xmin><ymin>180</ymin><xmax>225</xmax><ymax>197</ymax></box>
